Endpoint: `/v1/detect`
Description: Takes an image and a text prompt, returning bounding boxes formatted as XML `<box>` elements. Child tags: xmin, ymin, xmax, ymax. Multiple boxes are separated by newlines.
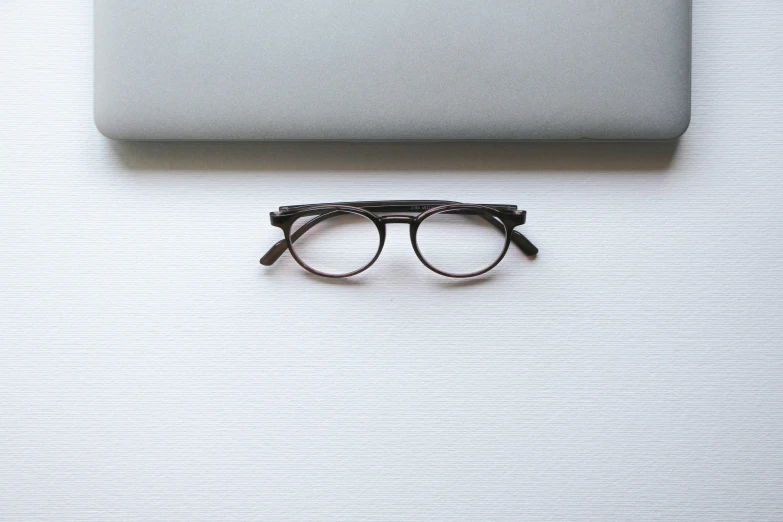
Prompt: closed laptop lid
<box><xmin>94</xmin><ymin>0</ymin><xmax>691</xmax><ymax>140</ymax></box>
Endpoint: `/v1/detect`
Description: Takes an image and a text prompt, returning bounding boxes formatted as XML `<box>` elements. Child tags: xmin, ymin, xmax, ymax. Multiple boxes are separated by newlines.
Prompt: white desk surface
<box><xmin>1</xmin><ymin>1</ymin><xmax>782</xmax><ymax>520</ymax></box>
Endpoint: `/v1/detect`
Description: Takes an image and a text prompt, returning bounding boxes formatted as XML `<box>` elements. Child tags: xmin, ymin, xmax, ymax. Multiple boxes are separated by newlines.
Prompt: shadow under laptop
<box><xmin>110</xmin><ymin>140</ymin><xmax>680</xmax><ymax>173</ymax></box>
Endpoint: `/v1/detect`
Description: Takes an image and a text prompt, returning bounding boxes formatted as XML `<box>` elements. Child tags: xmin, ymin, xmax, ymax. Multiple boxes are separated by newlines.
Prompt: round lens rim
<box><xmin>411</xmin><ymin>204</ymin><xmax>512</xmax><ymax>278</ymax></box>
<box><xmin>285</xmin><ymin>206</ymin><xmax>385</xmax><ymax>278</ymax></box>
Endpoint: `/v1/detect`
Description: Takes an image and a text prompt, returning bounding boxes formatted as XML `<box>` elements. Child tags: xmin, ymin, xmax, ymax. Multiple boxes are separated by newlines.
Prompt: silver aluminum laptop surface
<box><xmin>94</xmin><ymin>0</ymin><xmax>691</xmax><ymax>141</ymax></box>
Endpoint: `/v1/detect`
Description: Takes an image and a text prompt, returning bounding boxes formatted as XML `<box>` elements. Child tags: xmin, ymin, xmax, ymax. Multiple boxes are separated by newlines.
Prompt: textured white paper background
<box><xmin>1</xmin><ymin>1</ymin><xmax>782</xmax><ymax>520</ymax></box>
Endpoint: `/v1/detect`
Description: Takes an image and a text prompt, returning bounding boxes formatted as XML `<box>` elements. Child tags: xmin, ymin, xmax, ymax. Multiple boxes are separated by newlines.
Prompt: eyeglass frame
<box><xmin>260</xmin><ymin>200</ymin><xmax>538</xmax><ymax>278</ymax></box>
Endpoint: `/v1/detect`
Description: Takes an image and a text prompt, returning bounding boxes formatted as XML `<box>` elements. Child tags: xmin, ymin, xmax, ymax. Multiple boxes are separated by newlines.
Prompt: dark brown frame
<box><xmin>260</xmin><ymin>200</ymin><xmax>538</xmax><ymax>278</ymax></box>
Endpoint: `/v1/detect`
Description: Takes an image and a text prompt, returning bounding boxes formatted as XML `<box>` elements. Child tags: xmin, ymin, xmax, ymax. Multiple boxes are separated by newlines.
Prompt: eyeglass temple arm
<box><xmin>260</xmin><ymin>210</ymin><xmax>538</xmax><ymax>266</ymax></box>
<box><xmin>477</xmin><ymin>214</ymin><xmax>538</xmax><ymax>257</ymax></box>
<box><xmin>260</xmin><ymin>211</ymin><xmax>342</xmax><ymax>266</ymax></box>
<box><xmin>260</xmin><ymin>239</ymin><xmax>288</xmax><ymax>266</ymax></box>
<box><xmin>511</xmin><ymin>230</ymin><xmax>539</xmax><ymax>257</ymax></box>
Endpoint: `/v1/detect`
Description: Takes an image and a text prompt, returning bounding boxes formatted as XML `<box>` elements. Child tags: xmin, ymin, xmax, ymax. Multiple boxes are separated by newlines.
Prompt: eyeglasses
<box><xmin>260</xmin><ymin>200</ymin><xmax>538</xmax><ymax>278</ymax></box>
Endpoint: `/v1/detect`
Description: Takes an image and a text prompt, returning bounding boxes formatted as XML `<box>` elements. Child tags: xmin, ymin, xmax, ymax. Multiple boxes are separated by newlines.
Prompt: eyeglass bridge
<box><xmin>380</xmin><ymin>215</ymin><xmax>416</xmax><ymax>225</ymax></box>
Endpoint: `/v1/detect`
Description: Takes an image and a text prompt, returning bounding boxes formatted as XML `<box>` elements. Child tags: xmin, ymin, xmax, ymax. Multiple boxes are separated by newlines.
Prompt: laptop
<box><xmin>94</xmin><ymin>0</ymin><xmax>691</xmax><ymax>141</ymax></box>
